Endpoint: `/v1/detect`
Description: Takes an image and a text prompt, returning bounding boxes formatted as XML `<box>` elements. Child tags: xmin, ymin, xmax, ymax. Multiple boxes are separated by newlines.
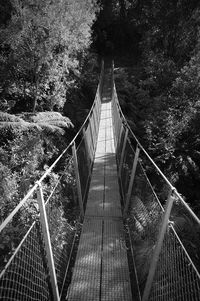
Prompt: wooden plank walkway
<box><xmin>67</xmin><ymin>71</ymin><xmax>132</xmax><ymax>301</ymax></box>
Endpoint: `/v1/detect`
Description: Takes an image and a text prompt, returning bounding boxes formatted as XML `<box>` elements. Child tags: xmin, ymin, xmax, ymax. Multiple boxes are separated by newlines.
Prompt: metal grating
<box><xmin>68</xmin><ymin>70</ymin><xmax>132</xmax><ymax>300</ymax></box>
<box><xmin>67</xmin><ymin>218</ymin><xmax>102</xmax><ymax>301</ymax></box>
<box><xmin>102</xmin><ymin>219</ymin><xmax>132</xmax><ymax>301</ymax></box>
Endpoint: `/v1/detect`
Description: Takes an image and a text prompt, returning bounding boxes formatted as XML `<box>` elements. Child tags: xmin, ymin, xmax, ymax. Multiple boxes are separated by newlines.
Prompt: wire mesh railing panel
<box><xmin>44</xmin><ymin>156</ymin><xmax>77</xmax><ymax>294</ymax></box>
<box><xmin>88</xmin><ymin>120</ymin><xmax>95</xmax><ymax>158</ymax></box>
<box><xmin>0</xmin><ymin>197</ymin><xmax>38</xmax><ymax>275</ymax></box>
<box><xmin>90</xmin><ymin>113</ymin><xmax>96</xmax><ymax>145</ymax></box>
<box><xmin>115</xmin><ymin>117</ymin><xmax>123</xmax><ymax>150</ymax></box>
<box><xmin>0</xmin><ymin>223</ymin><xmax>52</xmax><ymax>301</ymax></box>
<box><xmin>77</xmin><ymin>139</ymin><xmax>90</xmax><ymax>203</ymax></box>
<box><xmin>96</xmin><ymin>94</ymin><xmax>101</xmax><ymax>122</ymax></box>
<box><xmin>92</xmin><ymin>103</ymin><xmax>98</xmax><ymax>139</ymax></box>
<box><xmin>116</xmin><ymin>125</ymin><xmax>126</xmax><ymax>165</ymax></box>
<box><xmin>92</xmin><ymin>102</ymin><xmax>100</xmax><ymax>147</ymax></box>
<box><xmin>84</xmin><ymin>123</ymin><xmax>93</xmax><ymax>163</ymax></box>
<box><xmin>149</xmin><ymin>227</ymin><xmax>200</xmax><ymax>301</ymax></box>
<box><xmin>127</xmin><ymin>161</ymin><xmax>163</xmax><ymax>294</ymax></box>
<box><xmin>170</xmin><ymin>200</ymin><xmax>200</xmax><ymax>274</ymax></box>
<box><xmin>120</xmin><ymin>140</ymin><xmax>135</xmax><ymax>199</ymax></box>
<box><xmin>116</xmin><ymin>120</ymin><xmax>123</xmax><ymax>149</ymax></box>
<box><xmin>111</xmin><ymin>94</ymin><xmax>121</xmax><ymax>148</ymax></box>
<box><xmin>75</xmin><ymin>99</ymin><xmax>101</xmax><ymax>204</ymax></box>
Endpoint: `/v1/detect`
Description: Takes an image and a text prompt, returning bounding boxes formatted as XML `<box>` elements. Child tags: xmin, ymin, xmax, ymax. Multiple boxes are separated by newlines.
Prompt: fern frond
<box><xmin>39</xmin><ymin>124</ymin><xmax>65</xmax><ymax>135</ymax></box>
<box><xmin>43</xmin><ymin>120</ymin><xmax>72</xmax><ymax>129</ymax></box>
<box><xmin>0</xmin><ymin>112</ymin><xmax>24</xmax><ymax>123</ymax></box>
<box><xmin>0</xmin><ymin>121</ymin><xmax>40</xmax><ymax>131</ymax></box>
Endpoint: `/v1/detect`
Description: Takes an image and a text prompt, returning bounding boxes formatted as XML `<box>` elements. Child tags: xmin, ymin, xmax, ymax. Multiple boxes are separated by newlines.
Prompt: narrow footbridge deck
<box><xmin>67</xmin><ymin>78</ymin><xmax>132</xmax><ymax>300</ymax></box>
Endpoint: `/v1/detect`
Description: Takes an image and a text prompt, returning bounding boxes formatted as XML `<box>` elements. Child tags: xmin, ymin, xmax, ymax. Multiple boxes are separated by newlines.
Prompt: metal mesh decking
<box><xmin>67</xmin><ymin>72</ymin><xmax>132</xmax><ymax>301</ymax></box>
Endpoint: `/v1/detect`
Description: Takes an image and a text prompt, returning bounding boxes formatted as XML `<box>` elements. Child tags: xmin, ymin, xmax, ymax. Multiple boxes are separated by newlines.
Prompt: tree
<box><xmin>0</xmin><ymin>0</ymin><xmax>99</xmax><ymax>112</ymax></box>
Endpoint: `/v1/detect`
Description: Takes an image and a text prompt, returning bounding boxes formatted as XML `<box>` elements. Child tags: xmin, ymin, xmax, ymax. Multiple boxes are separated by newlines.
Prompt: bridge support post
<box><xmin>89</xmin><ymin>115</ymin><xmax>95</xmax><ymax>159</ymax></box>
<box><xmin>119</xmin><ymin>128</ymin><xmax>129</xmax><ymax>175</ymax></box>
<box><xmin>72</xmin><ymin>142</ymin><xmax>84</xmax><ymax>217</ymax></box>
<box><xmin>142</xmin><ymin>189</ymin><xmax>175</xmax><ymax>301</ymax></box>
<box><xmin>93</xmin><ymin>102</ymin><xmax>100</xmax><ymax>146</ymax></box>
<box><xmin>116</xmin><ymin>124</ymin><xmax>124</xmax><ymax>164</ymax></box>
<box><xmin>112</xmin><ymin>99</ymin><xmax>120</xmax><ymax>151</ymax></box>
<box><xmin>124</xmin><ymin>144</ymin><xmax>140</xmax><ymax>216</ymax></box>
<box><xmin>116</xmin><ymin>113</ymin><xmax>122</xmax><ymax>148</ymax></box>
<box><xmin>112</xmin><ymin>102</ymin><xmax>117</xmax><ymax>148</ymax></box>
<box><xmin>37</xmin><ymin>182</ymin><xmax>60</xmax><ymax>301</ymax></box>
<box><xmin>83</xmin><ymin>127</ymin><xmax>92</xmax><ymax>172</ymax></box>
<box><xmin>92</xmin><ymin>105</ymin><xmax>97</xmax><ymax>141</ymax></box>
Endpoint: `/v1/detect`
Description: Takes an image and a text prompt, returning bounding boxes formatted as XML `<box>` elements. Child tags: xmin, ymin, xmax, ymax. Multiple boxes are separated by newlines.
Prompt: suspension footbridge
<box><xmin>67</xmin><ymin>68</ymin><xmax>132</xmax><ymax>301</ymax></box>
<box><xmin>0</xmin><ymin>61</ymin><xmax>200</xmax><ymax>301</ymax></box>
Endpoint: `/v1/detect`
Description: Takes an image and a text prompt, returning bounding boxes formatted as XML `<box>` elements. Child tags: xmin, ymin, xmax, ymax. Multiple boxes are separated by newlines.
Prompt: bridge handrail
<box><xmin>111</xmin><ymin>62</ymin><xmax>200</xmax><ymax>226</ymax></box>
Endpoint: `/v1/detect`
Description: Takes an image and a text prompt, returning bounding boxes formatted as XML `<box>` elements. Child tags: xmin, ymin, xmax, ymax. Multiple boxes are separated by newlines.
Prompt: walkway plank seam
<box><xmin>67</xmin><ymin>71</ymin><xmax>132</xmax><ymax>301</ymax></box>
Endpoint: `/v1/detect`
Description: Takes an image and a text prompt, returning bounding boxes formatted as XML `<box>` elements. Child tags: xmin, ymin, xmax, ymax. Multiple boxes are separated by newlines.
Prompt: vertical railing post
<box><xmin>115</xmin><ymin>111</ymin><xmax>120</xmax><ymax>149</ymax></box>
<box><xmin>99</xmin><ymin>59</ymin><xmax>104</xmax><ymax>98</ymax></box>
<box><xmin>96</xmin><ymin>93</ymin><xmax>101</xmax><ymax>127</ymax></box>
<box><xmin>89</xmin><ymin>115</ymin><xmax>95</xmax><ymax>158</ymax></box>
<box><xmin>116</xmin><ymin>123</ymin><xmax>123</xmax><ymax>164</ymax></box>
<box><xmin>37</xmin><ymin>182</ymin><xmax>60</xmax><ymax>301</ymax></box>
<box><xmin>124</xmin><ymin>144</ymin><xmax>140</xmax><ymax>216</ymax></box>
<box><xmin>111</xmin><ymin>60</ymin><xmax>114</xmax><ymax>94</ymax></box>
<box><xmin>112</xmin><ymin>101</ymin><xmax>116</xmax><ymax>145</ymax></box>
<box><xmin>83</xmin><ymin>127</ymin><xmax>92</xmax><ymax>173</ymax></box>
<box><xmin>142</xmin><ymin>189</ymin><xmax>176</xmax><ymax>301</ymax></box>
<box><xmin>93</xmin><ymin>105</ymin><xmax>98</xmax><ymax>139</ymax></box>
<box><xmin>97</xmin><ymin>99</ymin><xmax>101</xmax><ymax>124</ymax></box>
<box><xmin>116</xmin><ymin>106</ymin><xmax>122</xmax><ymax>150</ymax></box>
<box><xmin>96</xmin><ymin>100</ymin><xmax>100</xmax><ymax>131</ymax></box>
<box><xmin>112</xmin><ymin>96</ymin><xmax>118</xmax><ymax>149</ymax></box>
<box><xmin>72</xmin><ymin>142</ymin><xmax>84</xmax><ymax>217</ymax></box>
<box><xmin>119</xmin><ymin>127</ymin><xmax>129</xmax><ymax>175</ymax></box>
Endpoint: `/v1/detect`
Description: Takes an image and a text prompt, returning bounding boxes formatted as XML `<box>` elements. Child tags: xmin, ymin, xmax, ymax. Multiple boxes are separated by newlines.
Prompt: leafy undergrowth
<box><xmin>0</xmin><ymin>110</ymin><xmax>76</xmax><ymax>271</ymax></box>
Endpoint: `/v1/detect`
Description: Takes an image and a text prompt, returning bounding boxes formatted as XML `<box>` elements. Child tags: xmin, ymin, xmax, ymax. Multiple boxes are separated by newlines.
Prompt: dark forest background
<box><xmin>1</xmin><ymin>0</ymin><xmax>200</xmax><ymax>219</ymax></box>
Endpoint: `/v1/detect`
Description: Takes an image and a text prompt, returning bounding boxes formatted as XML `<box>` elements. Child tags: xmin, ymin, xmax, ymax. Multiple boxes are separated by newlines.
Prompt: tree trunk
<box><xmin>32</xmin><ymin>79</ymin><xmax>38</xmax><ymax>112</ymax></box>
<box><xmin>119</xmin><ymin>0</ymin><xmax>126</xmax><ymax>20</ymax></box>
<box><xmin>32</xmin><ymin>94</ymin><xmax>37</xmax><ymax>112</ymax></box>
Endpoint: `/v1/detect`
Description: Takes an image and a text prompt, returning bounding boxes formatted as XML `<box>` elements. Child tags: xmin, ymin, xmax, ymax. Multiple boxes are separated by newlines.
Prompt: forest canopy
<box><xmin>0</xmin><ymin>0</ymin><xmax>99</xmax><ymax>113</ymax></box>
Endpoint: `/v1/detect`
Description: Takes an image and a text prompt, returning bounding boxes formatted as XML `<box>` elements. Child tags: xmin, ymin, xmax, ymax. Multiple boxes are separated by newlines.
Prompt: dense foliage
<box><xmin>0</xmin><ymin>0</ymin><xmax>100</xmax><ymax>265</ymax></box>
<box><xmin>94</xmin><ymin>0</ymin><xmax>200</xmax><ymax>216</ymax></box>
<box><xmin>0</xmin><ymin>0</ymin><xmax>99</xmax><ymax>113</ymax></box>
<box><xmin>0</xmin><ymin>0</ymin><xmax>99</xmax><ymax>210</ymax></box>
